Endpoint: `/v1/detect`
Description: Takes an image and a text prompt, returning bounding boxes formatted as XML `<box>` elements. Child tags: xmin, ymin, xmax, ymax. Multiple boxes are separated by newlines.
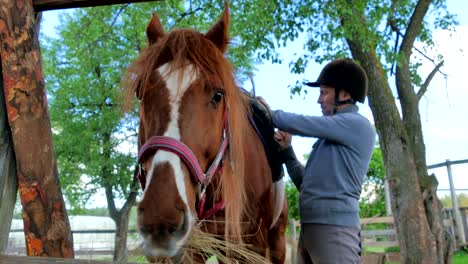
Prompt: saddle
<box><xmin>242</xmin><ymin>90</ymin><xmax>285</xmax><ymax>182</ymax></box>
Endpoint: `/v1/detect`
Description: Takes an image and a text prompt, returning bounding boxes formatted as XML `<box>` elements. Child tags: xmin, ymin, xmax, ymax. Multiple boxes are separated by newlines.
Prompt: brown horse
<box><xmin>125</xmin><ymin>3</ymin><xmax>287</xmax><ymax>263</ymax></box>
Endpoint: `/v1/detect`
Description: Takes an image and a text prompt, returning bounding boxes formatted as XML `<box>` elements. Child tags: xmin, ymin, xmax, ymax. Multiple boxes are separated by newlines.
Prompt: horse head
<box><xmin>126</xmin><ymin>3</ymin><xmax>249</xmax><ymax>258</ymax></box>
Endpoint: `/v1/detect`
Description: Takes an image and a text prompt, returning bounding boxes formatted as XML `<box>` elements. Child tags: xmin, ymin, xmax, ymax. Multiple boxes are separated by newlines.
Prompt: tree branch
<box><xmin>388</xmin><ymin>9</ymin><xmax>448</xmax><ymax>88</ymax></box>
<box><xmin>174</xmin><ymin>7</ymin><xmax>203</xmax><ymax>26</ymax></box>
<box><xmin>385</xmin><ymin>0</ymin><xmax>398</xmax><ymax>33</ymax></box>
<box><xmin>66</xmin><ymin>5</ymin><xmax>129</xmax><ymax>61</ymax></box>
<box><xmin>120</xmin><ymin>167</ymin><xmax>139</xmax><ymax>214</ymax></box>
<box><xmin>114</xmin><ymin>132</ymin><xmax>138</xmax><ymax>147</ymax></box>
<box><xmin>399</xmin><ymin>0</ymin><xmax>432</xmax><ymax>57</ymax></box>
<box><xmin>390</xmin><ymin>19</ymin><xmax>439</xmax><ymax>66</ymax></box>
<box><xmin>105</xmin><ymin>185</ymin><xmax>119</xmax><ymax>221</ymax></box>
<box><xmin>248</xmin><ymin>72</ymin><xmax>256</xmax><ymax>96</ymax></box>
<box><xmin>417</xmin><ymin>60</ymin><xmax>444</xmax><ymax>100</ymax></box>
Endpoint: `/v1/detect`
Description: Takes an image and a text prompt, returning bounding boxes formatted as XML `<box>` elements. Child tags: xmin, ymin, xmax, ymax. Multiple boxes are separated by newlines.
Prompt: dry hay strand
<box><xmin>147</xmin><ymin>224</ymin><xmax>271</xmax><ymax>264</ymax></box>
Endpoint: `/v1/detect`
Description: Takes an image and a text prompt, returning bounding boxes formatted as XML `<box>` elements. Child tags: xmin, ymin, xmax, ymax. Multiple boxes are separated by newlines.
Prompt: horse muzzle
<box><xmin>138</xmin><ymin>209</ymin><xmax>193</xmax><ymax>257</ymax></box>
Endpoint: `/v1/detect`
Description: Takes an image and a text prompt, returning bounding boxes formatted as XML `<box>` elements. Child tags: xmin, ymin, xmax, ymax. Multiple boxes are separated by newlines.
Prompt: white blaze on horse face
<box><xmin>143</xmin><ymin>63</ymin><xmax>197</xmax><ymax>251</ymax></box>
<box><xmin>145</xmin><ymin>64</ymin><xmax>197</xmax><ymax>199</ymax></box>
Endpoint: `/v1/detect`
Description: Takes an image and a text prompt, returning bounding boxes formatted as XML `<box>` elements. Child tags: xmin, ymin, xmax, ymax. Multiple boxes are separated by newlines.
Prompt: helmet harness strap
<box><xmin>333</xmin><ymin>87</ymin><xmax>354</xmax><ymax>114</ymax></box>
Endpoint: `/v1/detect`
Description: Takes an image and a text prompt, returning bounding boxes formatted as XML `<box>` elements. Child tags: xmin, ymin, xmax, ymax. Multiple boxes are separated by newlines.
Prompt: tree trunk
<box><xmin>113</xmin><ymin>207</ymin><xmax>131</xmax><ymax>262</ymax></box>
<box><xmin>107</xmin><ymin>181</ymin><xmax>137</xmax><ymax>262</ymax></box>
<box><xmin>340</xmin><ymin>0</ymin><xmax>451</xmax><ymax>262</ymax></box>
<box><xmin>392</xmin><ymin>2</ymin><xmax>451</xmax><ymax>261</ymax></box>
<box><xmin>0</xmin><ymin>61</ymin><xmax>18</xmax><ymax>253</ymax></box>
<box><xmin>0</xmin><ymin>1</ymin><xmax>74</xmax><ymax>257</ymax></box>
<box><xmin>107</xmin><ymin>174</ymin><xmax>138</xmax><ymax>262</ymax></box>
<box><xmin>349</xmin><ymin>46</ymin><xmax>439</xmax><ymax>264</ymax></box>
<box><xmin>100</xmin><ymin>132</ymin><xmax>138</xmax><ymax>262</ymax></box>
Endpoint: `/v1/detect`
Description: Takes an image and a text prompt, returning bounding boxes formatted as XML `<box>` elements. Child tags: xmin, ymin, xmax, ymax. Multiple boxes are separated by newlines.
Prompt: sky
<box><xmin>39</xmin><ymin>0</ymin><xmax>468</xmax><ymax>203</ymax></box>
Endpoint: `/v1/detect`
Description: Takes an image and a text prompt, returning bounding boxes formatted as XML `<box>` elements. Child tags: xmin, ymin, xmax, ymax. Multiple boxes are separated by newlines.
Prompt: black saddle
<box><xmin>242</xmin><ymin>90</ymin><xmax>284</xmax><ymax>182</ymax></box>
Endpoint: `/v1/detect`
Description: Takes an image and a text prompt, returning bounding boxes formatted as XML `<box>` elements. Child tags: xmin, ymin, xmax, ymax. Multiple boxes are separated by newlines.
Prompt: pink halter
<box><xmin>137</xmin><ymin>110</ymin><xmax>229</xmax><ymax>219</ymax></box>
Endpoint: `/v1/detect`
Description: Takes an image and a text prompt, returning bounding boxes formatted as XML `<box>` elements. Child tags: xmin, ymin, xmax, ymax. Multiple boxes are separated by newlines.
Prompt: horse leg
<box><xmin>268</xmin><ymin>198</ymin><xmax>288</xmax><ymax>264</ymax></box>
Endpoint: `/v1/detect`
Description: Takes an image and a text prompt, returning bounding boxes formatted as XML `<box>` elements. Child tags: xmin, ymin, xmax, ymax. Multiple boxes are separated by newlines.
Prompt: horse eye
<box><xmin>212</xmin><ymin>91</ymin><xmax>224</xmax><ymax>104</ymax></box>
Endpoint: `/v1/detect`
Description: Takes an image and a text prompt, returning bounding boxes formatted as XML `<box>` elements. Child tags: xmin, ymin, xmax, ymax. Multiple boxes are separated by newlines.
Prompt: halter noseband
<box><xmin>136</xmin><ymin>109</ymin><xmax>229</xmax><ymax>219</ymax></box>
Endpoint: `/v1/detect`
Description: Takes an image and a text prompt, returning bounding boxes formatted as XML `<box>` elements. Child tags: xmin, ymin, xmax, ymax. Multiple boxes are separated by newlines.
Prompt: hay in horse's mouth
<box><xmin>139</xmin><ymin>223</ymin><xmax>271</xmax><ymax>263</ymax></box>
<box><xmin>176</xmin><ymin>224</ymin><xmax>271</xmax><ymax>264</ymax></box>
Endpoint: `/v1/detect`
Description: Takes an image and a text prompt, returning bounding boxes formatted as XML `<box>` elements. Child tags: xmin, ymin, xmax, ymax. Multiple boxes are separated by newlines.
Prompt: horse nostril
<box><xmin>141</xmin><ymin>222</ymin><xmax>183</xmax><ymax>237</ymax></box>
<box><xmin>137</xmin><ymin>203</ymin><xmax>187</xmax><ymax>238</ymax></box>
<box><xmin>168</xmin><ymin>225</ymin><xmax>177</xmax><ymax>234</ymax></box>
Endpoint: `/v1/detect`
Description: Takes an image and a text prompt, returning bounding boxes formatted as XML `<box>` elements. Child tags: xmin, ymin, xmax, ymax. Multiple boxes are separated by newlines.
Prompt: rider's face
<box><xmin>317</xmin><ymin>85</ymin><xmax>336</xmax><ymax>116</ymax></box>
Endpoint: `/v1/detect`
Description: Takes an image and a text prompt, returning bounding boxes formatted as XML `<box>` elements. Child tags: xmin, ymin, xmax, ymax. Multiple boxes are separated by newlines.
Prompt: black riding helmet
<box><xmin>305</xmin><ymin>58</ymin><xmax>368</xmax><ymax>104</ymax></box>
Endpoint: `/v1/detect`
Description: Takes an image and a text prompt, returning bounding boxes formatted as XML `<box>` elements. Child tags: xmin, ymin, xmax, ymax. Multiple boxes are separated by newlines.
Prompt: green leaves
<box><xmin>360</xmin><ymin>144</ymin><xmax>387</xmax><ymax>218</ymax></box>
<box><xmin>42</xmin><ymin>5</ymin><xmax>148</xmax><ymax>211</ymax></box>
<box><xmin>285</xmin><ymin>180</ymin><xmax>299</xmax><ymax>220</ymax></box>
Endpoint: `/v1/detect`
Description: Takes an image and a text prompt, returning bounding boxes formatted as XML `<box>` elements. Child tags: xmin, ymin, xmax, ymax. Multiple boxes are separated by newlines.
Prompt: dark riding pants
<box><xmin>297</xmin><ymin>223</ymin><xmax>361</xmax><ymax>264</ymax></box>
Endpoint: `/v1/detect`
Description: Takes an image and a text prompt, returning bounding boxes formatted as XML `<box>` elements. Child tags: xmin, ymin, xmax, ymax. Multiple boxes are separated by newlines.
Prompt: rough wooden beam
<box><xmin>0</xmin><ymin>62</ymin><xmax>18</xmax><ymax>254</ymax></box>
<box><xmin>33</xmin><ymin>0</ymin><xmax>161</xmax><ymax>12</ymax></box>
<box><xmin>0</xmin><ymin>0</ymin><xmax>74</xmax><ymax>258</ymax></box>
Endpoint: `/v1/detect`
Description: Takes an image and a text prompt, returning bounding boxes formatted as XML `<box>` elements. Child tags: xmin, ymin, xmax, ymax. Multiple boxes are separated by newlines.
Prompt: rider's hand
<box><xmin>274</xmin><ymin>130</ymin><xmax>292</xmax><ymax>150</ymax></box>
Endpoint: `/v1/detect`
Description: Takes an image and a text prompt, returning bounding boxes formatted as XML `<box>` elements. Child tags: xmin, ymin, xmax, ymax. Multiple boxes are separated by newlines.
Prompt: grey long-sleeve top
<box><xmin>273</xmin><ymin>105</ymin><xmax>376</xmax><ymax>228</ymax></box>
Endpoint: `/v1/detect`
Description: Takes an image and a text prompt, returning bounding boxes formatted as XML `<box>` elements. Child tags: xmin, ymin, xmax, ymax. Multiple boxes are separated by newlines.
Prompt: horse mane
<box><xmin>124</xmin><ymin>27</ymin><xmax>250</xmax><ymax>241</ymax></box>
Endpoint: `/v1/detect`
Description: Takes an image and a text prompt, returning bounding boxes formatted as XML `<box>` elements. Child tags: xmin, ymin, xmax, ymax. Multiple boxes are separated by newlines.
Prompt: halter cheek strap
<box><xmin>138</xmin><ymin>137</ymin><xmax>206</xmax><ymax>185</ymax></box>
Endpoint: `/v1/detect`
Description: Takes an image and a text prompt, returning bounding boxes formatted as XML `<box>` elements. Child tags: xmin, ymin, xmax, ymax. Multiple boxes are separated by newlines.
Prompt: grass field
<box><xmin>453</xmin><ymin>250</ymin><xmax>468</xmax><ymax>264</ymax></box>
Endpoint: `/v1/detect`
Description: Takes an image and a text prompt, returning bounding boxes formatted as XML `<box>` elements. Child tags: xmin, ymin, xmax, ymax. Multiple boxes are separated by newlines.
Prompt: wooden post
<box><xmin>0</xmin><ymin>62</ymin><xmax>18</xmax><ymax>253</ymax></box>
<box><xmin>384</xmin><ymin>177</ymin><xmax>392</xmax><ymax>216</ymax></box>
<box><xmin>0</xmin><ymin>0</ymin><xmax>74</xmax><ymax>258</ymax></box>
<box><xmin>460</xmin><ymin>207</ymin><xmax>468</xmax><ymax>244</ymax></box>
<box><xmin>32</xmin><ymin>0</ymin><xmax>161</xmax><ymax>11</ymax></box>
<box><xmin>446</xmin><ymin>159</ymin><xmax>465</xmax><ymax>246</ymax></box>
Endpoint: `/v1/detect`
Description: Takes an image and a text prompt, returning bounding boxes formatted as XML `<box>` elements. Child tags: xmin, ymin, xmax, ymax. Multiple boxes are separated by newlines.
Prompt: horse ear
<box><xmin>205</xmin><ymin>1</ymin><xmax>230</xmax><ymax>53</ymax></box>
<box><xmin>146</xmin><ymin>13</ymin><xmax>165</xmax><ymax>45</ymax></box>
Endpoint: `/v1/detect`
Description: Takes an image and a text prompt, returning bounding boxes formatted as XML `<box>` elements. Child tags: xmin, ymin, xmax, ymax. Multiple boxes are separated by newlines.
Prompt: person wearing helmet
<box><xmin>272</xmin><ymin>58</ymin><xmax>376</xmax><ymax>263</ymax></box>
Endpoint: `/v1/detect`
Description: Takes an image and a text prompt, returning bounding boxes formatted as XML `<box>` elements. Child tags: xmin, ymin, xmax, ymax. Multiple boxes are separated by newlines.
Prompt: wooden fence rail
<box><xmin>360</xmin><ymin>216</ymin><xmax>398</xmax><ymax>248</ymax></box>
<box><xmin>289</xmin><ymin>216</ymin><xmax>399</xmax><ymax>248</ymax></box>
<box><xmin>7</xmin><ymin>212</ymin><xmax>462</xmax><ymax>263</ymax></box>
<box><xmin>288</xmin><ymin>213</ymin><xmax>459</xmax><ymax>262</ymax></box>
<box><xmin>288</xmin><ymin>216</ymin><xmax>402</xmax><ymax>263</ymax></box>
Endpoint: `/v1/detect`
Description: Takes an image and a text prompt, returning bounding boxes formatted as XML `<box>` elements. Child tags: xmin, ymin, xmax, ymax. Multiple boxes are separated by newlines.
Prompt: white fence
<box><xmin>7</xmin><ymin>216</ymin><xmax>142</xmax><ymax>258</ymax></box>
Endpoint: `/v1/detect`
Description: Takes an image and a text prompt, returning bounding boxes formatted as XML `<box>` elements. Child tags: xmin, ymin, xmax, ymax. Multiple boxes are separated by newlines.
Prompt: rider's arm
<box><xmin>280</xmin><ymin>146</ymin><xmax>304</xmax><ymax>190</ymax></box>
